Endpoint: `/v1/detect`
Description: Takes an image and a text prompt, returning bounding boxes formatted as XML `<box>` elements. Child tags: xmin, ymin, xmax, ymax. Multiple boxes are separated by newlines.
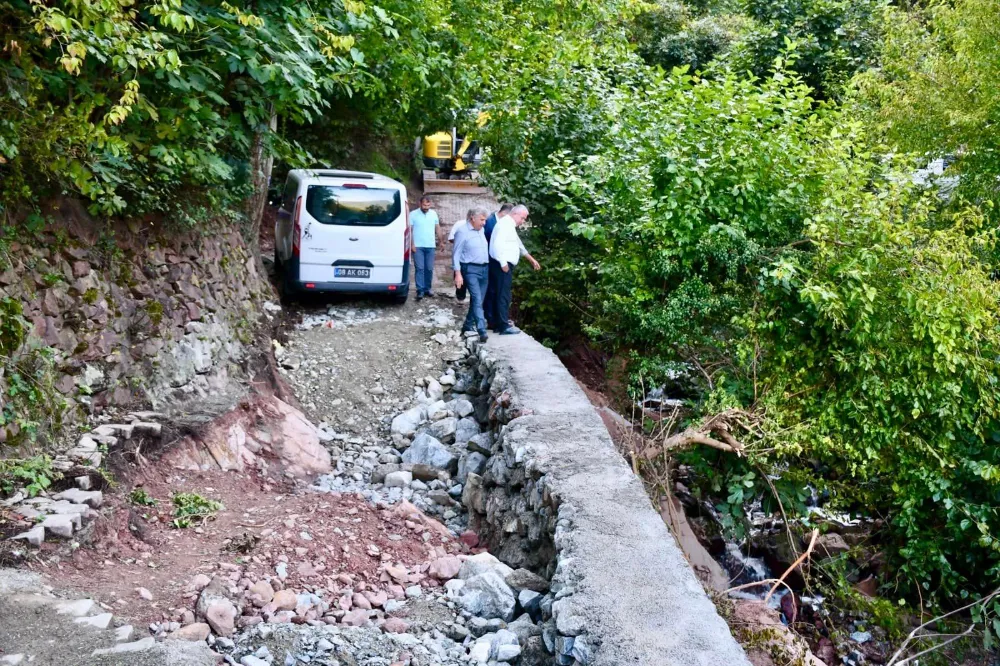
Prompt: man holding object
<box><xmin>488</xmin><ymin>204</ymin><xmax>540</xmax><ymax>335</ymax></box>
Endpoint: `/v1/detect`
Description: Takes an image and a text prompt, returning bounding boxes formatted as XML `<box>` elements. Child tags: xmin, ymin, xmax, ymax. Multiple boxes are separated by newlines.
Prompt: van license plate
<box><xmin>334</xmin><ymin>267</ymin><xmax>370</xmax><ymax>279</ymax></box>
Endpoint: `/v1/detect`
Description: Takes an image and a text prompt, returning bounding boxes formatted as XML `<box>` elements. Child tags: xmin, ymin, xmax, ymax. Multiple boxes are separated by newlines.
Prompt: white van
<box><xmin>274</xmin><ymin>169</ymin><xmax>410</xmax><ymax>303</ymax></box>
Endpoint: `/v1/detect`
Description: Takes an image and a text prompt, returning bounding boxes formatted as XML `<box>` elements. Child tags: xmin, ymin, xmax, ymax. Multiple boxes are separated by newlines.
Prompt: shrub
<box><xmin>171</xmin><ymin>492</ymin><xmax>223</xmax><ymax>528</ymax></box>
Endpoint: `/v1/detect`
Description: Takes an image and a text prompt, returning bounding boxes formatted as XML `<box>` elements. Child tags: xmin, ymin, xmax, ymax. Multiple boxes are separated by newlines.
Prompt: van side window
<box><xmin>281</xmin><ymin>179</ymin><xmax>298</xmax><ymax>212</ymax></box>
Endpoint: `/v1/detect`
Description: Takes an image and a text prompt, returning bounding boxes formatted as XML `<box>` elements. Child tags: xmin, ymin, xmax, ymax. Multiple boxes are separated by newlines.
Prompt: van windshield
<box><xmin>305</xmin><ymin>185</ymin><xmax>401</xmax><ymax>226</ymax></box>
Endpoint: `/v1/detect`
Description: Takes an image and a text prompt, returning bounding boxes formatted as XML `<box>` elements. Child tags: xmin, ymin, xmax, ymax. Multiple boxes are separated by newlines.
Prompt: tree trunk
<box><xmin>244</xmin><ymin>106</ymin><xmax>277</xmax><ymax>259</ymax></box>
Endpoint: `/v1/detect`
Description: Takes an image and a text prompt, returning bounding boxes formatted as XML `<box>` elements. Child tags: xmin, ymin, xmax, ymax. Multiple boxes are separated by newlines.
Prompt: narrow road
<box><xmin>1</xmin><ymin>189</ymin><xmax>535</xmax><ymax>666</ymax></box>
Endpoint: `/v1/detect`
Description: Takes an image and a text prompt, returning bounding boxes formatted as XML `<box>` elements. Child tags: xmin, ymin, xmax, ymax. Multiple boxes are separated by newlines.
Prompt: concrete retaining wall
<box><xmin>463</xmin><ymin>334</ymin><xmax>750</xmax><ymax>666</ymax></box>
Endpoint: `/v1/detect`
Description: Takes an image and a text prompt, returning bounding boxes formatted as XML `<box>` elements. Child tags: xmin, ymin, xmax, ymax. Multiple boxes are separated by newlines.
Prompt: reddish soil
<box><xmin>35</xmin><ymin>464</ymin><xmax>464</xmax><ymax>625</ymax></box>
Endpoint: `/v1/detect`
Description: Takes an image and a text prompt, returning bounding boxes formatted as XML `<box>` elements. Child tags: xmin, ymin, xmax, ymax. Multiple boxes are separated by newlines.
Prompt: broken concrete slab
<box><xmin>55</xmin><ymin>599</ymin><xmax>95</xmax><ymax>617</ymax></box>
<box><xmin>92</xmin><ymin>637</ymin><xmax>155</xmax><ymax>655</ymax></box>
<box><xmin>52</xmin><ymin>489</ymin><xmax>103</xmax><ymax>508</ymax></box>
<box><xmin>41</xmin><ymin>514</ymin><xmax>77</xmax><ymax>537</ymax></box>
<box><xmin>10</xmin><ymin>525</ymin><xmax>44</xmax><ymax>547</ymax></box>
<box><xmin>74</xmin><ymin>612</ymin><xmax>113</xmax><ymax>630</ymax></box>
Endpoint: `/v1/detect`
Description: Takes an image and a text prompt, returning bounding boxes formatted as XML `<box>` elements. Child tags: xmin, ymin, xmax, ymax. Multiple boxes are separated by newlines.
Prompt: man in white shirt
<box><xmin>487</xmin><ymin>204</ymin><xmax>540</xmax><ymax>335</ymax></box>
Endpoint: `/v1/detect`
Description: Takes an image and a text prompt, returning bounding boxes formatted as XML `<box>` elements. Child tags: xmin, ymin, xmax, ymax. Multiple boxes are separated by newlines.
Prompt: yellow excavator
<box><xmin>421</xmin><ymin>112</ymin><xmax>488</xmax><ymax>191</ymax></box>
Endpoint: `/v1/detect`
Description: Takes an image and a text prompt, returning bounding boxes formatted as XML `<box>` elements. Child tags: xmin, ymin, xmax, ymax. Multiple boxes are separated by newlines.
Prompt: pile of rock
<box><xmin>57</xmin><ymin>411</ymin><xmax>164</xmax><ymax>472</ymax></box>
<box><xmin>4</xmin><ymin>411</ymin><xmax>165</xmax><ymax>550</ymax></box>
<box><xmin>6</xmin><ymin>488</ymin><xmax>104</xmax><ymax>547</ymax></box>
<box><xmin>237</xmin><ymin>323</ymin><xmax>562</xmax><ymax>664</ymax></box>
<box><xmin>195</xmin><ymin>550</ymin><xmax>557</xmax><ymax>666</ymax></box>
<box><xmin>311</xmin><ymin>333</ymin><xmax>490</xmax><ymax>535</ymax></box>
<box><xmin>448</xmin><ymin>553</ymin><xmax>555</xmax><ymax>664</ymax></box>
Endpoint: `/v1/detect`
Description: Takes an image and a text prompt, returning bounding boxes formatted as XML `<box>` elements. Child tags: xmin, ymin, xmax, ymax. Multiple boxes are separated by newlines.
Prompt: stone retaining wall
<box><xmin>0</xmin><ymin>199</ymin><xmax>272</xmax><ymax>448</ymax></box>
<box><xmin>463</xmin><ymin>334</ymin><xmax>750</xmax><ymax>665</ymax></box>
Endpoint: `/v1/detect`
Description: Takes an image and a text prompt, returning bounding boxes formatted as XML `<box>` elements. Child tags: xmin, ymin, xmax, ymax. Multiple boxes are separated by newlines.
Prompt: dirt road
<box><xmin>1</xmin><ymin>190</ymin><xmax>522</xmax><ymax>666</ymax></box>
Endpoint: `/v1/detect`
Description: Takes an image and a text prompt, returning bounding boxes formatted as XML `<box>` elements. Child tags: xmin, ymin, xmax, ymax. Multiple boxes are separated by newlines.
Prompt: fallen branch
<box><xmin>641</xmin><ymin>408</ymin><xmax>756</xmax><ymax>458</ymax></box>
<box><xmin>765</xmin><ymin>529</ymin><xmax>818</xmax><ymax>604</ymax></box>
<box><xmin>726</xmin><ymin>577</ymin><xmax>796</xmax><ymax>600</ymax></box>
<box><xmin>886</xmin><ymin>586</ymin><xmax>1000</xmax><ymax>666</ymax></box>
<box><xmin>662</xmin><ymin>431</ymin><xmax>744</xmax><ymax>454</ymax></box>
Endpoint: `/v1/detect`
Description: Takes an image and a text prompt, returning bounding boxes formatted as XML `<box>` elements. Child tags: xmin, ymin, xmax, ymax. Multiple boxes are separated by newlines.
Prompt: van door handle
<box><xmin>349</xmin><ymin>237</ymin><xmax>359</xmax><ymax>241</ymax></box>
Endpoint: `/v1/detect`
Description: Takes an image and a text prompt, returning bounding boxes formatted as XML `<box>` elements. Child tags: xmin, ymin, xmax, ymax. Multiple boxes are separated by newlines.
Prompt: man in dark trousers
<box><xmin>483</xmin><ymin>203</ymin><xmax>513</xmax><ymax>329</ymax></box>
<box><xmin>452</xmin><ymin>207</ymin><xmax>490</xmax><ymax>342</ymax></box>
<box><xmin>487</xmin><ymin>204</ymin><xmax>540</xmax><ymax>335</ymax></box>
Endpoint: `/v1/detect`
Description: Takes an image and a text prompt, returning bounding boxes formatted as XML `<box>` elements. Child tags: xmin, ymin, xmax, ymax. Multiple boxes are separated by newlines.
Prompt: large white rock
<box><xmin>401</xmin><ymin>433</ymin><xmax>456</xmax><ymax>470</ymax></box>
<box><xmin>55</xmin><ymin>599</ymin><xmax>95</xmax><ymax>617</ymax></box>
<box><xmin>457</xmin><ymin>571</ymin><xmax>516</xmax><ymax>621</ymax></box>
<box><xmin>448</xmin><ymin>398</ymin><xmax>474</xmax><ymax>418</ymax></box>
<box><xmin>75</xmin><ymin>613</ymin><xmax>113</xmax><ymax>630</ymax></box>
<box><xmin>10</xmin><ymin>525</ymin><xmax>44</xmax><ymax>547</ymax></box>
<box><xmin>428</xmin><ymin>417</ymin><xmax>458</xmax><ymax>444</ymax></box>
<box><xmin>454</xmin><ymin>417</ymin><xmax>480</xmax><ymax>447</ymax></box>
<box><xmin>92</xmin><ymin>637</ymin><xmax>155</xmax><ymax>656</ymax></box>
<box><xmin>391</xmin><ymin>406</ymin><xmax>426</xmax><ymax>436</ymax></box>
<box><xmin>459</xmin><ymin>552</ymin><xmax>514</xmax><ymax>580</ymax></box>
<box><xmin>384</xmin><ymin>471</ymin><xmax>413</xmax><ymax>488</ymax></box>
<box><xmin>41</xmin><ymin>514</ymin><xmax>76</xmax><ymax>538</ymax></box>
<box><xmin>426</xmin><ymin>379</ymin><xmax>444</xmax><ymax>401</ymax></box>
<box><xmin>53</xmin><ymin>489</ymin><xmax>103</xmax><ymax>508</ymax></box>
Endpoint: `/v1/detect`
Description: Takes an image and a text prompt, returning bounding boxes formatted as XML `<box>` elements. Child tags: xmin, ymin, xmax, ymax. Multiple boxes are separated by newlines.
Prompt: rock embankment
<box><xmin>463</xmin><ymin>335</ymin><xmax>752</xmax><ymax>666</ymax></box>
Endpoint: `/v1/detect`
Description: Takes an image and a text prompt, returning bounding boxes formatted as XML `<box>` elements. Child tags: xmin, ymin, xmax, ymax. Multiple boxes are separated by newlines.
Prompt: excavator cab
<box><xmin>422</xmin><ymin>129</ymin><xmax>482</xmax><ymax>177</ymax></box>
<box><xmin>421</xmin><ymin>112</ymin><xmax>488</xmax><ymax>180</ymax></box>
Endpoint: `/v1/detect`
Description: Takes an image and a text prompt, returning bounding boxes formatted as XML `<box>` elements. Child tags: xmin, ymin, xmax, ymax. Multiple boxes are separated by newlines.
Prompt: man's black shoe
<box><xmin>479</xmin><ymin>333</ymin><xmax>489</xmax><ymax>343</ymax></box>
<box><xmin>416</xmin><ymin>294</ymin><xmax>424</xmax><ymax>301</ymax></box>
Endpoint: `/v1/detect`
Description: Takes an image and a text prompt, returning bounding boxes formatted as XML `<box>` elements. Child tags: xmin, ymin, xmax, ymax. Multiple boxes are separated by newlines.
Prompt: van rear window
<box><xmin>305</xmin><ymin>185</ymin><xmax>401</xmax><ymax>226</ymax></box>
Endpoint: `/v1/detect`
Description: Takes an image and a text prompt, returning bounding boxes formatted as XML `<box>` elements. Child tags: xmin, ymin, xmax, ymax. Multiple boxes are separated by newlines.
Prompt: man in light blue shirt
<box><xmin>409</xmin><ymin>195</ymin><xmax>441</xmax><ymax>299</ymax></box>
<box><xmin>453</xmin><ymin>207</ymin><xmax>490</xmax><ymax>341</ymax></box>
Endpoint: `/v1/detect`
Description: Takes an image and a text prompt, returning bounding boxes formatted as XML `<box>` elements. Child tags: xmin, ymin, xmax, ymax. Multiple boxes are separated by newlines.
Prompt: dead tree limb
<box><xmin>641</xmin><ymin>408</ymin><xmax>755</xmax><ymax>458</ymax></box>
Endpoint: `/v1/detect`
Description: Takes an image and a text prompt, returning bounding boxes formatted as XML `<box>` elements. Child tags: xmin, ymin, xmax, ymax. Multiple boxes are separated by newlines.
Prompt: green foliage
<box><xmin>171</xmin><ymin>492</ymin><xmax>223</xmax><ymax>528</ymax></box>
<box><xmin>128</xmin><ymin>488</ymin><xmax>157</xmax><ymax>506</ymax></box>
<box><xmin>144</xmin><ymin>300</ymin><xmax>164</xmax><ymax>328</ymax></box>
<box><xmin>854</xmin><ymin>0</ymin><xmax>1000</xmax><ymax>221</ymax></box>
<box><xmin>0</xmin><ymin>0</ymin><xmax>470</xmax><ymax>216</ymax></box>
<box><xmin>723</xmin><ymin>0</ymin><xmax>886</xmax><ymax>99</ymax></box>
<box><xmin>630</xmin><ymin>0</ymin><xmax>746</xmax><ymax>72</ymax></box>
<box><xmin>0</xmin><ymin>456</ymin><xmax>60</xmax><ymax>497</ymax></box>
<box><xmin>485</xmin><ymin>20</ymin><xmax>1000</xmax><ymax>610</ymax></box>
<box><xmin>748</xmin><ymin>180</ymin><xmax>1000</xmax><ymax>602</ymax></box>
<box><xmin>0</xmin><ymin>298</ymin><xmax>27</xmax><ymax>355</ymax></box>
<box><xmin>0</xmin><ymin>299</ymin><xmax>67</xmax><ymax>445</ymax></box>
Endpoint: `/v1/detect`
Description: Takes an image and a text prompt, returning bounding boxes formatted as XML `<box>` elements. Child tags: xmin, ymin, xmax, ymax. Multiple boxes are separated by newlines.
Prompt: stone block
<box><xmin>41</xmin><ymin>514</ymin><xmax>76</xmax><ymax>538</ymax></box>
<box><xmin>10</xmin><ymin>525</ymin><xmax>44</xmax><ymax>547</ymax></box>
<box><xmin>75</xmin><ymin>613</ymin><xmax>113</xmax><ymax>630</ymax></box>
<box><xmin>53</xmin><ymin>489</ymin><xmax>103</xmax><ymax>508</ymax></box>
